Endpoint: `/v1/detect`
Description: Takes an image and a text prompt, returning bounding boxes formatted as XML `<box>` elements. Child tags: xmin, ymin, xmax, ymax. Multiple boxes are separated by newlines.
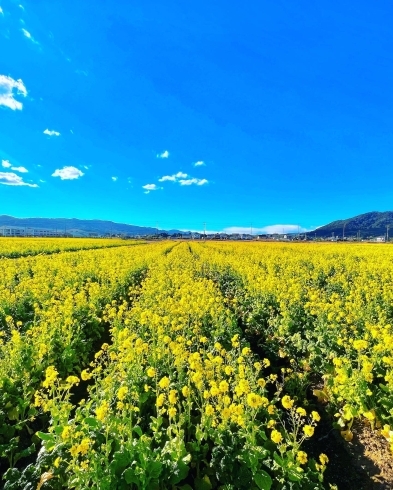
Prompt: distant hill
<box><xmin>0</xmin><ymin>215</ymin><xmax>186</xmax><ymax>237</ymax></box>
<box><xmin>314</xmin><ymin>211</ymin><xmax>393</xmax><ymax>238</ymax></box>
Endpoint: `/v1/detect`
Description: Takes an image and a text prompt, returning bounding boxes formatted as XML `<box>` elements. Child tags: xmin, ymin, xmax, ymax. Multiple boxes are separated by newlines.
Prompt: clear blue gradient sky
<box><xmin>1</xmin><ymin>0</ymin><xmax>392</xmax><ymax>234</ymax></box>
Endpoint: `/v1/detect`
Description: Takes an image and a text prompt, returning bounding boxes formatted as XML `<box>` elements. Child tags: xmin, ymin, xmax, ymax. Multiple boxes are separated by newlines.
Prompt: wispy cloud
<box><xmin>0</xmin><ymin>7</ymin><xmax>4</xmax><ymax>15</ymax></box>
<box><xmin>111</xmin><ymin>176</ymin><xmax>118</xmax><ymax>182</ymax></box>
<box><xmin>11</xmin><ymin>166</ymin><xmax>28</xmax><ymax>173</ymax></box>
<box><xmin>0</xmin><ymin>172</ymin><xmax>37</xmax><ymax>187</ymax></box>
<box><xmin>158</xmin><ymin>171</ymin><xmax>208</xmax><ymax>187</ymax></box>
<box><xmin>157</xmin><ymin>150</ymin><xmax>169</xmax><ymax>159</ymax></box>
<box><xmin>21</xmin><ymin>28</ymin><xmax>38</xmax><ymax>43</ymax></box>
<box><xmin>2</xmin><ymin>160</ymin><xmax>28</xmax><ymax>173</ymax></box>
<box><xmin>194</xmin><ymin>160</ymin><xmax>205</xmax><ymax>167</ymax></box>
<box><xmin>223</xmin><ymin>225</ymin><xmax>310</xmax><ymax>235</ymax></box>
<box><xmin>43</xmin><ymin>129</ymin><xmax>61</xmax><ymax>137</ymax></box>
<box><xmin>0</xmin><ymin>75</ymin><xmax>27</xmax><ymax>110</ymax></box>
<box><xmin>52</xmin><ymin>166</ymin><xmax>84</xmax><ymax>180</ymax></box>
<box><xmin>75</xmin><ymin>69</ymin><xmax>88</xmax><ymax>77</ymax></box>
<box><xmin>159</xmin><ymin>171</ymin><xmax>188</xmax><ymax>182</ymax></box>
<box><xmin>179</xmin><ymin>178</ymin><xmax>208</xmax><ymax>186</ymax></box>
<box><xmin>142</xmin><ymin>183</ymin><xmax>162</xmax><ymax>194</ymax></box>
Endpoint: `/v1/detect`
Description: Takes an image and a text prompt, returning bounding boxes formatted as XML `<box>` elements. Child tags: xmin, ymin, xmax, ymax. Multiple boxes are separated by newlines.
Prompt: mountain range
<box><xmin>0</xmin><ymin>212</ymin><xmax>392</xmax><ymax>238</ymax></box>
<box><xmin>314</xmin><ymin>211</ymin><xmax>393</xmax><ymax>238</ymax></box>
<box><xmin>0</xmin><ymin>215</ymin><xmax>184</xmax><ymax>237</ymax></box>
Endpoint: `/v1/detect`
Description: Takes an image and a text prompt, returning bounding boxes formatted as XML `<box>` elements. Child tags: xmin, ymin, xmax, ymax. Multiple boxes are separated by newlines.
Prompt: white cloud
<box><xmin>158</xmin><ymin>171</ymin><xmax>208</xmax><ymax>187</ymax></box>
<box><xmin>142</xmin><ymin>183</ymin><xmax>160</xmax><ymax>191</ymax></box>
<box><xmin>157</xmin><ymin>150</ymin><xmax>169</xmax><ymax>159</ymax></box>
<box><xmin>223</xmin><ymin>225</ymin><xmax>310</xmax><ymax>235</ymax></box>
<box><xmin>52</xmin><ymin>166</ymin><xmax>84</xmax><ymax>180</ymax></box>
<box><xmin>111</xmin><ymin>176</ymin><xmax>118</xmax><ymax>182</ymax></box>
<box><xmin>0</xmin><ymin>75</ymin><xmax>27</xmax><ymax>110</ymax></box>
<box><xmin>0</xmin><ymin>172</ymin><xmax>37</xmax><ymax>187</ymax></box>
<box><xmin>142</xmin><ymin>183</ymin><xmax>162</xmax><ymax>194</ymax></box>
<box><xmin>43</xmin><ymin>129</ymin><xmax>60</xmax><ymax>137</ymax></box>
<box><xmin>194</xmin><ymin>160</ymin><xmax>205</xmax><ymax>167</ymax></box>
<box><xmin>2</xmin><ymin>160</ymin><xmax>28</xmax><ymax>173</ymax></box>
<box><xmin>0</xmin><ymin>7</ymin><xmax>4</xmax><ymax>15</ymax></box>
<box><xmin>21</xmin><ymin>28</ymin><xmax>39</xmax><ymax>45</ymax></box>
<box><xmin>75</xmin><ymin>69</ymin><xmax>88</xmax><ymax>77</ymax></box>
<box><xmin>11</xmin><ymin>166</ymin><xmax>28</xmax><ymax>173</ymax></box>
<box><xmin>159</xmin><ymin>171</ymin><xmax>188</xmax><ymax>182</ymax></box>
<box><xmin>179</xmin><ymin>178</ymin><xmax>208</xmax><ymax>186</ymax></box>
<box><xmin>18</xmin><ymin>4</ymin><xmax>24</xmax><ymax>10</ymax></box>
<box><xmin>21</xmin><ymin>28</ymin><xmax>31</xmax><ymax>38</ymax></box>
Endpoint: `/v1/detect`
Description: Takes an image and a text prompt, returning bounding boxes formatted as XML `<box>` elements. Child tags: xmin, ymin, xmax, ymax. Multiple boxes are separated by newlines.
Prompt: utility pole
<box><xmin>387</xmin><ymin>225</ymin><xmax>390</xmax><ymax>242</ymax></box>
<box><xmin>203</xmin><ymin>222</ymin><xmax>206</xmax><ymax>239</ymax></box>
<box><xmin>297</xmin><ymin>224</ymin><xmax>300</xmax><ymax>240</ymax></box>
<box><xmin>343</xmin><ymin>221</ymin><xmax>347</xmax><ymax>240</ymax></box>
<box><xmin>156</xmin><ymin>222</ymin><xmax>159</xmax><ymax>238</ymax></box>
<box><xmin>250</xmin><ymin>223</ymin><xmax>253</xmax><ymax>237</ymax></box>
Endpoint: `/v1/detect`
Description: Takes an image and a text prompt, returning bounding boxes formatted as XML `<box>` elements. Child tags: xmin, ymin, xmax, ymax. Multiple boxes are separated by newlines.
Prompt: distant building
<box><xmin>0</xmin><ymin>227</ymin><xmax>65</xmax><ymax>237</ymax></box>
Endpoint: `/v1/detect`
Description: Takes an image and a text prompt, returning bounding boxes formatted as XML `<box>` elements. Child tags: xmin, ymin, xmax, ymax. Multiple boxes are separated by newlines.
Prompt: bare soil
<box><xmin>305</xmin><ymin>417</ymin><xmax>393</xmax><ymax>489</ymax></box>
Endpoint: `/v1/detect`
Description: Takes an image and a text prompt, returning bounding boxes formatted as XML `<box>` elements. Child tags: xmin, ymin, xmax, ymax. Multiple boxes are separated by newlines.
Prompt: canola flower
<box><xmin>0</xmin><ymin>237</ymin><xmax>135</xmax><ymax>259</ymax></box>
<box><xmin>0</xmin><ymin>240</ymin><xmax>171</xmax><ymax>478</ymax></box>
<box><xmin>32</xmin><ymin>243</ymin><xmax>327</xmax><ymax>489</ymax></box>
<box><xmin>7</xmin><ymin>239</ymin><xmax>393</xmax><ymax>488</ymax></box>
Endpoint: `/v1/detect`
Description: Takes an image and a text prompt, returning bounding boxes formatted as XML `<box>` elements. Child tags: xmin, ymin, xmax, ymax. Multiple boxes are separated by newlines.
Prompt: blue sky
<box><xmin>1</xmin><ymin>0</ymin><xmax>393</xmax><ymax>233</ymax></box>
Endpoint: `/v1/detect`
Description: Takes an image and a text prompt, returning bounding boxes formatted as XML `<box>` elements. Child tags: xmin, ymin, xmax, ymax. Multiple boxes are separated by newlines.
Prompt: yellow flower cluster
<box><xmin>0</xmin><ymin>237</ymin><xmax>133</xmax><ymax>258</ymax></box>
<box><xmin>192</xmin><ymin>241</ymin><xmax>393</xmax><ymax>446</ymax></box>
<box><xmin>12</xmin><ymin>239</ymin><xmax>393</xmax><ymax>487</ymax></box>
<box><xmin>0</xmin><ymin>240</ymin><xmax>171</xmax><ymax>472</ymax></box>
<box><xmin>33</xmin><ymin>242</ymin><xmax>331</xmax><ymax>489</ymax></box>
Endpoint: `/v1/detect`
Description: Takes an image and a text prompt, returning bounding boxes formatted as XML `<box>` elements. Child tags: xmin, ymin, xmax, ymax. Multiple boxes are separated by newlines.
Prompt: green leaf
<box><xmin>147</xmin><ymin>460</ymin><xmax>162</xmax><ymax>479</ymax></box>
<box><xmin>259</xmin><ymin>430</ymin><xmax>268</xmax><ymax>441</ymax></box>
<box><xmin>287</xmin><ymin>468</ymin><xmax>303</xmax><ymax>482</ymax></box>
<box><xmin>273</xmin><ymin>452</ymin><xmax>284</xmax><ymax>466</ymax></box>
<box><xmin>84</xmin><ymin>417</ymin><xmax>100</xmax><ymax>428</ymax></box>
<box><xmin>36</xmin><ymin>431</ymin><xmax>54</xmax><ymax>442</ymax></box>
<box><xmin>254</xmin><ymin>470</ymin><xmax>273</xmax><ymax>490</ymax></box>
<box><xmin>54</xmin><ymin>426</ymin><xmax>64</xmax><ymax>435</ymax></box>
<box><xmin>110</xmin><ymin>449</ymin><xmax>131</xmax><ymax>475</ymax></box>
<box><xmin>170</xmin><ymin>460</ymin><xmax>189</xmax><ymax>484</ymax></box>
<box><xmin>123</xmin><ymin>468</ymin><xmax>139</xmax><ymax>485</ymax></box>
<box><xmin>194</xmin><ymin>475</ymin><xmax>213</xmax><ymax>490</ymax></box>
<box><xmin>133</xmin><ymin>425</ymin><xmax>143</xmax><ymax>437</ymax></box>
<box><xmin>140</xmin><ymin>392</ymin><xmax>150</xmax><ymax>403</ymax></box>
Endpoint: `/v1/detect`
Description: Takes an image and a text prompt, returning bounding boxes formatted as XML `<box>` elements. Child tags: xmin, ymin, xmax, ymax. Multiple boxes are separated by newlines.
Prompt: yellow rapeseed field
<box><xmin>0</xmin><ymin>237</ymin><xmax>137</xmax><ymax>258</ymax></box>
<box><xmin>2</xmin><ymin>239</ymin><xmax>393</xmax><ymax>489</ymax></box>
